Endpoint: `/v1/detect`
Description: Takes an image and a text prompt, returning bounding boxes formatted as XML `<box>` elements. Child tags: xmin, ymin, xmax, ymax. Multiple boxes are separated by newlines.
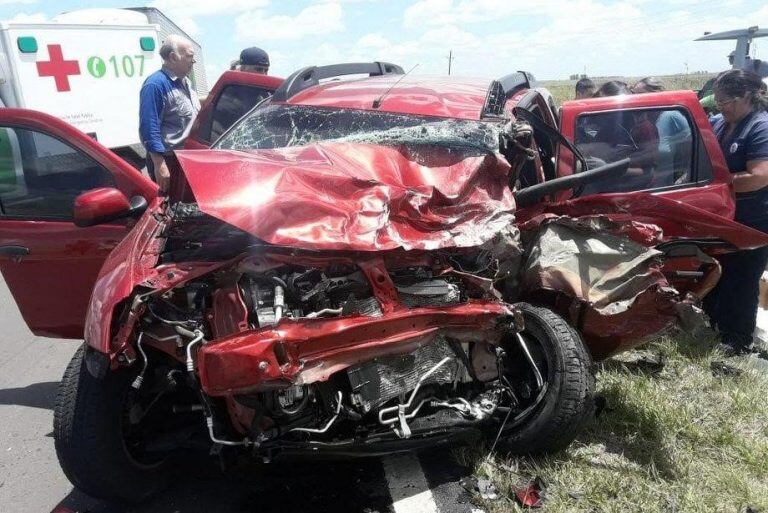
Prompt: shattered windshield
<box><xmin>214</xmin><ymin>104</ymin><xmax>501</xmax><ymax>153</ymax></box>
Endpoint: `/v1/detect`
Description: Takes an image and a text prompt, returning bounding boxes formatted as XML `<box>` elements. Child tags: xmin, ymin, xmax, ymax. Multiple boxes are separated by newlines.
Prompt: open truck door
<box><xmin>516</xmin><ymin>90</ymin><xmax>768</xmax><ymax>250</ymax></box>
<box><xmin>512</xmin><ymin>90</ymin><xmax>768</xmax><ymax>357</ymax></box>
<box><xmin>185</xmin><ymin>71</ymin><xmax>283</xmax><ymax>149</ymax></box>
<box><xmin>0</xmin><ymin>109</ymin><xmax>157</xmax><ymax>338</ymax></box>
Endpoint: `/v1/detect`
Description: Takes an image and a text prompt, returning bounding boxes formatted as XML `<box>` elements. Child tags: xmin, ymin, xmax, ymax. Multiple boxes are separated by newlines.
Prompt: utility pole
<box><xmin>447</xmin><ymin>50</ymin><xmax>453</xmax><ymax>75</ymax></box>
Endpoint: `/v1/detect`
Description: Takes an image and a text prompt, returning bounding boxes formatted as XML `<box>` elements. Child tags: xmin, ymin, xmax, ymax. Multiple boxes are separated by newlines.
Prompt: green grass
<box><xmin>454</xmin><ymin>333</ymin><xmax>768</xmax><ymax>512</ymax></box>
<box><xmin>542</xmin><ymin>73</ymin><xmax>718</xmax><ymax>105</ymax></box>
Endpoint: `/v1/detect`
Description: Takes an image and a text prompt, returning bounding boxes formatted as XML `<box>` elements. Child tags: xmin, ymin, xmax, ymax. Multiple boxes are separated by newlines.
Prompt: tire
<box><xmin>54</xmin><ymin>345</ymin><xmax>171</xmax><ymax>503</ymax></box>
<box><xmin>497</xmin><ymin>303</ymin><xmax>595</xmax><ymax>455</ymax></box>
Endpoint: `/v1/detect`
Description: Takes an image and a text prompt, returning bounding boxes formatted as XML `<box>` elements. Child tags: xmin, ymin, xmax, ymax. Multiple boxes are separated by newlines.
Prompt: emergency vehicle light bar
<box><xmin>272</xmin><ymin>62</ymin><xmax>405</xmax><ymax>102</ymax></box>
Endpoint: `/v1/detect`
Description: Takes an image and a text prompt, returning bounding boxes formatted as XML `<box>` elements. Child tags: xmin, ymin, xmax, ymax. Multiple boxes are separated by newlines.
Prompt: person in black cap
<box><xmin>230</xmin><ymin>47</ymin><xmax>270</xmax><ymax>74</ymax></box>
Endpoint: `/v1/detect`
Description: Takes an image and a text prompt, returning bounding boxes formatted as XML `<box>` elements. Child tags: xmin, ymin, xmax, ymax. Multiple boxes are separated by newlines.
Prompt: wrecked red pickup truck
<box><xmin>1</xmin><ymin>62</ymin><xmax>767</xmax><ymax>503</ymax></box>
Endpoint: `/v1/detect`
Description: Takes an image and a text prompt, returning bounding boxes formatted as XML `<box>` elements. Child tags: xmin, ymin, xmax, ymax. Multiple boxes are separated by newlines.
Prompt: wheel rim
<box><xmin>119</xmin><ymin>386</ymin><xmax>169</xmax><ymax>469</ymax></box>
<box><xmin>497</xmin><ymin>329</ymin><xmax>552</xmax><ymax>421</ymax></box>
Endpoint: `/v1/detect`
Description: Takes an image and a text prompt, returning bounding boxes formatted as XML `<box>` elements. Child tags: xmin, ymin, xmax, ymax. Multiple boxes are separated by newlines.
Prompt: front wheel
<box><xmin>53</xmin><ymin>345</ymin><xmax>172</xmax><ymax>503</ymax></box>
<box><xmin>495</xmin><ymin>303</ymin><xmax>595</xmax><ymax>455</ymax></box>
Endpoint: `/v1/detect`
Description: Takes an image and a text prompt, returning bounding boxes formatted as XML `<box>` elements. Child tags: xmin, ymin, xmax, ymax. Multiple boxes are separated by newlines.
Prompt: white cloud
<box><xmin>151</xmin><ymin>0</ymin><xmax>269</xmax><ymax>17</ymax></box>
<box><xmin>235</xmin><ymin>2</ymin><xmax>344</xmax><ymax>41</ymax></box>
<box><xmin>228</xmin><ymin>1</ymin><xmax>768</xmax><ymax>82</ymax></box>
<box><xmin>8</xmin><ymin>12</ymin><xmax>46</xmax><ymax>23</ymax></box>
<box><xmin>205</xmin><ymin>61</ymin><xmax>229</xmax><ymax>87</ymax></box>
<box><xmin>175</xmin><ymin>17</ymin><xmax>201</xmax><ymax>37</ymax></box>
<box><xmin>753</xmin><ymin>4</ymin><xmax>768</xmax><ymax>19</ymax></box>
<box><xmin>0</xmin><ymin>0</ymin><xmax>37</xmax><ymax>4</ymax></box>
<box><xmin>404</xmin><ymin>0</ymin><xmax>511</xmax><ymax>28</ymax></box>
<box><xmin>392</xmin><ymin>0</ymin><xmax>768</xmax><ymax>79</ymax></box>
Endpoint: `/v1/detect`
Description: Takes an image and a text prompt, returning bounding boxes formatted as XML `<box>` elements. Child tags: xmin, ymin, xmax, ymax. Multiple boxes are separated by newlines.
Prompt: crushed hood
<box><xmin>174</xmin><ymin>142</ymin><xmax>515</xmax><ymax>251</ymax></box>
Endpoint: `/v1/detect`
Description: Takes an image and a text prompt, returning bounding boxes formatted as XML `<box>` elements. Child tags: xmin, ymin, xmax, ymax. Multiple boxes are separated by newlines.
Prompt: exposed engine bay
<box><xmin>132</xmin><ymin>237</ymin><xmax>545</xmax><ymax>454</ymax></box>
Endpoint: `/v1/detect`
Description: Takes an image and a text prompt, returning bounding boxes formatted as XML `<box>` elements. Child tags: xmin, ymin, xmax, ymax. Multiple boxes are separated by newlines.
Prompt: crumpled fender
<box><xmin>83</xmin><ymin>198</ymin><xmax>165</xmax><ymax>357</ymax></box>
<box><xmin>522</xmin><ymin>191</ymin><xmax>768</xmax><ymax>251</ymax></box>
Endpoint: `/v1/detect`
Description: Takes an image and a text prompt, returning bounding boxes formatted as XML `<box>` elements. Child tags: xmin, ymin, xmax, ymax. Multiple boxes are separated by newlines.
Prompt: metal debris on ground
<box><xmin>710</xmin><ymin>360</ymin><xmax>743</xmax><ymax>377</ymax></box>
<box><xmin>477</xmin><ymin>478</ymin><xmax>499</xmax><ymax>500</ymax></box>
<box><xmin>460</xmin><ymin>476</ymin><xmax>500</xmax><ymax>501</ymax></box>
<box><xmin>610</xmin><ymin>351</ymin><xmax>666</xmax><ymax>376</ymax></box>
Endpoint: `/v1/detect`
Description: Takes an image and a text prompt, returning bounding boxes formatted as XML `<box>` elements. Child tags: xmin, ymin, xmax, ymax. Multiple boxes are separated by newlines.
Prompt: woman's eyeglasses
<box><xmin>714</xmin><ymin>96</ymin><xmax>738</xmax><ymax>108</ymax></box>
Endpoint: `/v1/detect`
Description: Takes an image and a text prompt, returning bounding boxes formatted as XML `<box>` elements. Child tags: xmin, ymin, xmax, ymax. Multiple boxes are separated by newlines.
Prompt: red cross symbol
<box><xmin>36</xmin><ymin>44</ymin><xmax>80</xmax><ymax>92</ymax></box>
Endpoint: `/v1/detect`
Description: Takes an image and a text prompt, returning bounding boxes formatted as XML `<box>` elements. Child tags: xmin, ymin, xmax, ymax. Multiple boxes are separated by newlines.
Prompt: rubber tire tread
<box><xmin>500</xmin><ymin>303</ymin><xmax>595</xmax><ymax>455</ymax></box>
<box><xmin>53</xmin><ymin>345</ymin><xmax>169</xmax><ymax>504</ymax></box>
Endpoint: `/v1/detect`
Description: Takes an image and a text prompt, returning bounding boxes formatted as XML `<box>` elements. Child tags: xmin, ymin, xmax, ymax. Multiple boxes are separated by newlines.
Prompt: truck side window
<box><xmin>0</xmin><ymin>127</ymin><xmax>115</xmax><ymax>219</ymax></box>
<box><xmin>574</xmin><ymin>108</ymin><xmax>695</xmax><ymax>195</ymax></box>
<box><xmin>208</xmin><ymin>85</ymin><xmax>273</xmax><ymax>143</ymax></box>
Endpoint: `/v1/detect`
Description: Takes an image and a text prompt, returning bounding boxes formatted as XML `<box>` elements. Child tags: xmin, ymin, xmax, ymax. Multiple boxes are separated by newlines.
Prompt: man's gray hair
<box><xmin>159</xmin><ymin>34</ymin><xmax>192</xmax><ymax>61</ymax></box>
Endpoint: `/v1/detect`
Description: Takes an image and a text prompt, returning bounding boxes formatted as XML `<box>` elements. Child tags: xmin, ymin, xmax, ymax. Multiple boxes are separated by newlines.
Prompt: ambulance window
<box><xmin>208</xmin><ymin>85</ymin><xmax>272</xmax><ymax>142</ymax></box>
<box><xmin>0</xmin><ymin>127</ymin><xmax>115</xmax><ymax>219</ymax></box>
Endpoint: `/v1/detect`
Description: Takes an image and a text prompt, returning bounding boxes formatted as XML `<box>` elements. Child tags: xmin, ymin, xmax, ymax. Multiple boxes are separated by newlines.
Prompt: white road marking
<box><xmin>382</xmin><ymin>453</ymin><xmax>439</xmax><ymax>513</ymax></box>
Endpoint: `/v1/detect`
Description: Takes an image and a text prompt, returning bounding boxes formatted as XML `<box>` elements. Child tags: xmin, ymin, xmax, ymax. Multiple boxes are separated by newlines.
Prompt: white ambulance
<box><xmin>0</xmin><ymin>8</ymin><xmax>207</xmax><ymax>167</ymax></box>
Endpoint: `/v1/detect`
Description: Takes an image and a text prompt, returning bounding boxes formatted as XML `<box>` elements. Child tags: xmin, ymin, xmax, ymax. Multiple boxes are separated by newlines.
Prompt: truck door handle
<box><xmin>0</xmin><ymin>245</ymin><xmax>30</xmax><ymax>259</ymax></box>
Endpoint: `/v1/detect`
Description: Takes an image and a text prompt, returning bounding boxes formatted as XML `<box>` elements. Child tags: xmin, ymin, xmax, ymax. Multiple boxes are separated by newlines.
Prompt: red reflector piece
<box><xmin>50</xmin><ymin>506</ymin><xmax>77</xmax><ymax>513</ymax></box>
<box><xmin>513</xmin><ymin>478</ymin><xmax>545</xmax><ymax>508</ymax></box>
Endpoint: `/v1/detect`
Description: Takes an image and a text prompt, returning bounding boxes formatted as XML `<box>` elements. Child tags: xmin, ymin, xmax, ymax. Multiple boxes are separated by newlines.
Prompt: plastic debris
<box><xmin>477</xmin><ymin>478</ymin><xmax>499</xmax><ymax>500</ymax></box>
<box><xmin>512</xmin><ymin>476</ymin><xmax>545</xmax><ymax>508</ymax></box>
<box><xmin>460</xmin><ymin>476</ymin><xmax>499</xmax><ymax>501</ymax></box>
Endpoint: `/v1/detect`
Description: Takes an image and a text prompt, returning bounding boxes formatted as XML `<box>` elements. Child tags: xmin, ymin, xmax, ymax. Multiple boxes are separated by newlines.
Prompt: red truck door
<box><xmin>0</xmin><ymin>109</ymin><xmax>157</xmax><ymax>338</ymax></box>
<box><xmin>186</xmin><ymin>71</ymin><xmax>283</xmax><ymax>149</ymax></box>
<box><xmin>556</xmin><ymin>90</ymin><xmax>734</xmax><ymax>216</ymax></box>
<box><xmin>522</xmin><ymin>89</ymin><xmax>768</xmax><ymax>251</ymax></box>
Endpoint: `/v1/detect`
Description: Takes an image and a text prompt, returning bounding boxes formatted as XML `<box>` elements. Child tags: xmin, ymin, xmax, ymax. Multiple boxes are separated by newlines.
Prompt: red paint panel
<box><xmin>555</xmin><ymin>90</ymin><xmax>734</xmax><ymax>218</ymax></box>
<box><xmin>186</xmin><ymin>70</ymin><xmax>283</xmax><ymax>148</ymax></box>
<box><xmin>84</xmin><ymin>199</ymin><xmax>164</xmax><ymax>353</ymax></box>
<box><xmin>197</xmin><ymin>300</ymin><xmax>511</xmax><ymax>396</ymax></box>
<box><xmin>287</xmin><ymin>75</ymin><xmax>493</xmax><ymax>120</ymax></box>
<box><xmin>578</xmin><ymin>288</ymin><xmax>679</xmax><ymax>359</ymax></box>
<box><xmin>210</xmin><ymin>284</ymin><xmax>250</xmax><ymax>339</ymax></box>
<box><xmin>0</xmin><ymin>220</ymin><xmax>128</xmax><ymax>338</ymax></box>
<box><xmin>174</xmin><ymin>143</ymin><xmax>514</xmax><ymax>251</ymax></box>
<box><xmin>0</xmin><ymin>109</ymin><xmax>156</xmax><ymax>338</ymax></box>
<box><xmin>536</xmin><ymin>192</ymin><xmax>768</xmax><ymax>250</ymax></box>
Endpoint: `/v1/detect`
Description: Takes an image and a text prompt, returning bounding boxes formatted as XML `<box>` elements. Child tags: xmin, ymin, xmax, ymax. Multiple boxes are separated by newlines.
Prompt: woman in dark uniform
<box><xmin>704</xmin><ymin>70</ymin><xmax>768</xmax><ymax>354</ymax></box>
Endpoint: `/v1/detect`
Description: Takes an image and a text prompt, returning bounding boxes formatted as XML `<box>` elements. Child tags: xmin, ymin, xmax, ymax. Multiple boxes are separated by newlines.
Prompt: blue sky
<box><xmin>2</xmin><ymin>0</ymin><xmax>767</xmax><ymax>86</ymax></box>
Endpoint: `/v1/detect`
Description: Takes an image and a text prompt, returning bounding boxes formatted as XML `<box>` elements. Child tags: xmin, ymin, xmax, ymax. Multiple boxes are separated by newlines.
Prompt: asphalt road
<box><xmin>0</xmin><ymin>278</ymin><xmax>482</xmax><ymax>513</ymax></box>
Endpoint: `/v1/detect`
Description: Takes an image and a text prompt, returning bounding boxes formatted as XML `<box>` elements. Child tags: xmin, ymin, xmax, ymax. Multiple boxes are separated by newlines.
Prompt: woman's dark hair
<box><xmin>713</xmin><ymin>69</ymin><xmax>768</xmax><ymax>110</ymax></box>
<box><xmin>593</xmin><ymin>81</ymin><xmax>631</xmax><ymax>97</ymax></box>
<box><xmin>575</xmin><ymin>77</ymin><xmax>595</xmax><ymax>95</ymax></box>
<box><xmin>633</xmin><ymin>76</ymin><xmax>664</xmax><ymax>93</ymax></box>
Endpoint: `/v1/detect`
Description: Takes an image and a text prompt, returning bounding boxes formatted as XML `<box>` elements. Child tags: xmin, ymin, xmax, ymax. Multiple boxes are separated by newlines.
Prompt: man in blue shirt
<box><xmin>139</xmin><ymin>34</ymin><xmax>200</xmax><ymax>191</ymax></box>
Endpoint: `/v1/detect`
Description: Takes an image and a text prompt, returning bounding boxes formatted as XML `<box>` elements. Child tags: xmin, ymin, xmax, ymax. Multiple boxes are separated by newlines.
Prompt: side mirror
<box><xmin>74</xmin><ymin>188</ymin><xmax>148</xmax><ymax>227</ymax></box>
